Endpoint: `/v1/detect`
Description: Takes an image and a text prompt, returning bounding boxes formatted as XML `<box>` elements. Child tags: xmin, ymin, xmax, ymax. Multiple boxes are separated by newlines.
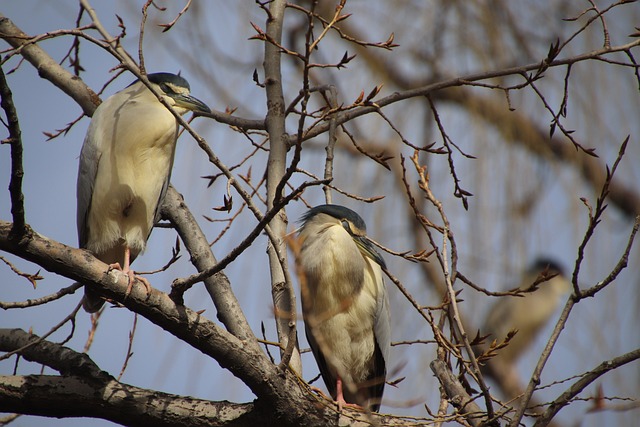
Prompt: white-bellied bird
<box><xmin>298</xmin><ymin>204</ymin><xmax>390</xmax><ymax>412</ymax></box>
<box><xmin>483</xmin><ymin>258</ymin><xmax>570</xmax><ymax>363</ymax></box>
<box><xmin>77</xmin><ymin>72</ymin><xmax>210</xmax><ymax>312</ymax></box>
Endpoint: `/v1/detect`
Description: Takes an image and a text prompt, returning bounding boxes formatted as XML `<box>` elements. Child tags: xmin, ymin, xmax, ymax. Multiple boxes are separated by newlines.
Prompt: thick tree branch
<box><xmin>262</xmin><ymin>0</ymin><xmax>301</xmax><ymax>373</ymax></box>
<box><xmin>0</xmin><ymin>14</ymin><xmax>100</xmax><ymax>116</ymax></box>
<box><xmin>161</xmin><ymin>186</ymin><xmax>256</xmax><ymax>343</ymax></box>
<box><xmin>0</xmin><ymin>222</ymin><xmax>286</xmax><ymax>405</ymax></box>
<box><xmin>0</xmin><ymin>221</ymin><xmax>427</xmax><ymax>425</ymax></box>
<box><xmin>0</xmin><ymin>326</ymin><xmax>432</xmax><ymax>426</ymax></box>
<box><xmin>0</xmin><ymin>329</ymin><xmax>261</xmax><ymax>427</ymax></box>
<box><xmin>430</xmin><ymin>359</ymin><xmax>485</xmax><ymax>427</ymax></box>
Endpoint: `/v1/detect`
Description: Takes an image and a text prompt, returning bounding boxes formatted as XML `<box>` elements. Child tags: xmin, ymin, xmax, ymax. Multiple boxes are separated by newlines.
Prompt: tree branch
<box><xmin>430</xmin><ymin>359</ymin><xmax>485</xmax><ymax>427</ymax></box>
<box><xmin>533</xmin><ymin>348</ymin><xmax>640</xmax><ymax>427</ymax></box>
<box><xmin>0</xmin><ymin>329</ymin><xmax>261</xmax><ymax>427</ymax></box>
<box><xmin>262</xmin><ymin>0</ymin><xmax>301</xmax><ymax>373</ymax></box>
<box><xmin>0</xmin><ymin>62</ymin><xmax>26</xmax><ymax>235</ymax></box>
<box><xmin>0</xmin><ymin>221</ymin><xmax>276</xmax><ymax>402</ymax></box>
<box><xmin>0</xmin><ymin>13</ymin><xmax>100</xmax><ymax>116</ymax></box>
<box><xmin>160</xmin><ymin>186</ymin><xmax>256</xmax><ymax>343</ymax></box>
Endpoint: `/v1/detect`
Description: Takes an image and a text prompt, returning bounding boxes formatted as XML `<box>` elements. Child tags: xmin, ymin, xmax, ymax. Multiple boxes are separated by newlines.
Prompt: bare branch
<box><xmin>0</xmin><ymin>13</ymin><xmax>100</xmax><ymax>116</ymax></box>
<box><xmin>0</xmin><ymin>282</ymin><xmax>81</xmax><ymax>309</ymax></box>
<box><xmin>0</xmin><ymin>66</ymin><xmax>26</xmax><ymax>235</ymax></box>
<box><xmin>430</xmin><ymin>359</ymin><xmax>485</xmax><ymax>427</ymax></box>
<box><xmin>533</xmin><ymin>348</ymin><xmax>640</xmax><ymax>427</ymax></box>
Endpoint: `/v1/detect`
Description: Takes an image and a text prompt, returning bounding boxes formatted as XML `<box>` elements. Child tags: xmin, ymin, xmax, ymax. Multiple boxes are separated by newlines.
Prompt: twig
<box><xmin>0</xmin><ymin>282</ymin><xmax>81</xmax><ymax>309</ymax></box>
<box><xmin>136</xmin><ymin>237</ymin><xmax>181</xmax><ymax>275</ymax></box>
<box><xmin>0</xmin><ymin>255</ymin><xmax>43</xmax><ymax>288</ymax></box>
<box><xmin>296</xmin><ymin>168</ymin><xmax>383</xmax><ymax>203</ymax></box>
<box><xmin>170</xmin><ymin>179</ymin><xmax>321</xmax><ymax>295</ymax></box>
<box><xmin>430</xmin><ymin>359</ymin><xmax>485</xmax><ymax>427</ymax></box>
<box><xmin>323</xmin><ymin>85</ymin><xmax>338</xmax><ymax>204</ymax></box>
<box><xmin>117</xmin><ymin>313</ymin><xmax>138</xmax><ymax>381</ymax></box>
<box><xmin>573</xmin><ymin>137</ymin><xmax>630</xmax><ymax>298</ymax></box>
<box><xmin>80</xmin><ymin>0</ymin><xmax>138</xmax><ymax>71</ymax></box>
<box><xmin>285</xmin><ymin>37</ymin><xmax>640</xmax><ymax>146</ymax></box>
<box><xmin>0</xmin><ymin>66</ymin><xmax>26</xmax><ymax>236</ymax></box>
<box><xmin>0</xmin><ymin>300</ymin><xmax>82</xmax><ymax>363</ymax></box>
<box><xmin>533</xmin><ymin>348</ymin><xmax>640</xmax><ymax>427</ymax></box>
<box><xmin>138</xmin><ymin>0</ymin><xmax>153</xmax><ymax>74</ymax></box>
<box><xmin>509</xmin><ymin>138</ymin><xmax>635</xmax><ymax>427</ymax></box>
<box><xmin>406</xmin><ymin>151</ymin><xmax>495</xmax><ymax>420</ymax></box>
<box><xmin>158</xmin><ymin>0</ymin><xmax>192</xmax><ymax>32</ymax></box>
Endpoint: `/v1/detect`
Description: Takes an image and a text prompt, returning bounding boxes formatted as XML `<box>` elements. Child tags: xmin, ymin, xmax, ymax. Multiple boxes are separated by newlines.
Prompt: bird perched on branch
<box><xmin>482</xmin><ymin>258</ymin><xmax>571</xmax><ymax>363</ymax></box>
<box><xmin>297</xmin><ymin>204</ymin><xmax>390</xmax><ymax>412</ymax></box>
<box><xmin>77</xmin><ymin>72</ymin><xmax>210</xmax><ymax>312</ymax></box>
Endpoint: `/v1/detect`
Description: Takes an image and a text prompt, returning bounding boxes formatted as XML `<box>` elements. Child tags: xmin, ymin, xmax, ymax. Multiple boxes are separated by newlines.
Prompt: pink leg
<box><xmin>108</xmin><ymin>246</ymin><xmax>151</xmax><ymax>298</ymax></box>
<box><xmin>335</xmin><ymin>377</ymin><xmax>364</xmax><ymax>411</ymax></box>
<box><xmin>336</xmin><ymin>377</ymin><xmax>347</xmax><ymax>411</ymax></box>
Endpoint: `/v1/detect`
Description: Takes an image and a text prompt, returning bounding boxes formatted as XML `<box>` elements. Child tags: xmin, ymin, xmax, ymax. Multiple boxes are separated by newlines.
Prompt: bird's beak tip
<box><xmin>177</xmin><ymin>95</ymin><xmax>211</xmax><ymax>115</ymax></box>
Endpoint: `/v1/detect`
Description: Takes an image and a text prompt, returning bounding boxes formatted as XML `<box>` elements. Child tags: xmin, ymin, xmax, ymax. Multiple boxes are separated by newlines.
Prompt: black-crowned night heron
<box><xmin>297</xmin><ymin>204</ymin><xmax>390</xmax><ymax>412</ymax></box>
<box><xmin>77</xmin><ymin>72</ymin><xmax>210</xmax><ymax>312</ymax></box>
<box><xmin>482</xmin><ymin>258</ymin><xmax>571</xmax><ymax>363</ymax></box>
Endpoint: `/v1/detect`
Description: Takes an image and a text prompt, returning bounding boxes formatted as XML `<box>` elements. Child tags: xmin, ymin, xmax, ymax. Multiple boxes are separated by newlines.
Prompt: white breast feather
<box><xmin>84</xmin><ymin>88</ymin><xmax>178</xmax><ymax>257</ymax></box>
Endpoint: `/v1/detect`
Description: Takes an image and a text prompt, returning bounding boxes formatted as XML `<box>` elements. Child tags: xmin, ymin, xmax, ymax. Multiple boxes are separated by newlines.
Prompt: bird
<box><xmin>481</xmin><ymin>258</ymin><xmax>571</xmax><ymax>364</ymax></box>
<box><xmin>77</xmin><ymin>72</ymin><xmax>210</xmax><ymax>313</ymax></box>
<box><xmin>297</xmin><ymin>204</ymin><xmax>390</xmax><ymax>412</ymax></box>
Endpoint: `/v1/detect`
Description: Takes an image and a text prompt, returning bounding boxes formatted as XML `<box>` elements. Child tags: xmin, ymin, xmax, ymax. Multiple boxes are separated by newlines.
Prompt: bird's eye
<box><xmin>159</xmin><ymin>83</ymin><xmax>172</xmax><ymax>94</ymax></box>
<box><xmin>341</xmin><ymin>220</ymin><xmax>352</xmax><ymax>233</ymax></box>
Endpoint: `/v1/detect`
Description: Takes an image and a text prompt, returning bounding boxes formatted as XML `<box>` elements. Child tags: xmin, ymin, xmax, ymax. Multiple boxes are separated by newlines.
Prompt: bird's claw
<box><xmin>107</xmin><ymin>263</ymin><xmax>151</xmax><ymax>299</ymax></box>
<box><xmin>107</xmin><ymin>262</ymin><xmax>123</xmax><ymax>273</ymax></box>
<box><xmin>124</xmin><ymin>270</ymin><xmax>152</xmax><ymax>298</ymax></box>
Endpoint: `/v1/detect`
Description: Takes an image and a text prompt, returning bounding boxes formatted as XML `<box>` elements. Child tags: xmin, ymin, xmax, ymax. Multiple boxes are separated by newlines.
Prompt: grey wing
<box><xmin>76</xmin><ymin>120</ymin><xmax>102</xmax><ymax>248</ymax></box>
<box><xmin>370</xmin><ymin>278</ymin><xmax>390</xmax><ymax>409</ymax></box>
<box><xmin>304</xmin><ymin>321</ymin><xmax>337</xmax><ymax>399</ymax></box>
<box><xmin>77</xmin><ymin>118</ymin><xmax>106</xmax><ymax>313</ymax></box>
<box><xmin>153</xmin><ymin>170</ymin><xmax>172</xmax><ymax>226</ymax></box>
<box><xmin>483</xmin><ymin>298</ymin><xmax>514</xmax><ymax>340</ymax></box>
<box><xmin>374</xmin><ymin>279</ymin><xmax>391</xmax><ymax>364</ymax></box>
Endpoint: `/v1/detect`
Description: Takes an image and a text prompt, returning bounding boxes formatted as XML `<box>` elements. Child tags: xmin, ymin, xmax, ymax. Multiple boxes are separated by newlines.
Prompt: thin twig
<box><xmin>0</xmin><ymin>282</ymin><xmax>81</xmax><ymax>309</ymax></box>
<box><xmin>533</xmin><ymin>348</ymin><xmax>640</xmax><ymax>427</ymax></box>
<box><xmin>117</xmin><ymin>313</ymin><xmax>138</xmax><ymax>381</ymax></box>
<box><xmin>0</xmin><ymin>300</ymin><xmax>82</xmax><ymax>363</ymax></box>
<box><xmin>0</xmin><ymin>66</ymin><xmax>26</xmax><ymax>236</ymax></box>
<box><xmin>509</xmin><ymin>138</ymin><xmax>634</xmax><ymax>427</ymax></box>
<box><xmin>323</xmin><ymin>85</ymin><xmax>338</xmax><ymax>204</ymax></box>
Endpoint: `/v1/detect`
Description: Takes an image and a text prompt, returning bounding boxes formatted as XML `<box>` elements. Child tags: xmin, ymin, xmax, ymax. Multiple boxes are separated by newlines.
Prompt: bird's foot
<box><xmin>123</xmin><ymin>269</ymin><xmax>152</xmax><ymax>298</ymax></box>
<box><xmin>107</xmin><ymin>262</ymin><xmax>123</xmax><ymax>273</ymax></box>
<box><xmin>336</xmin><ymin>398</ymin><xmax>362</xmax><ymax>412</ymax></box>
<box><xmin>107</xmin><ymin>263</ymin><xmax>152</xmax><ymax>299</ymax></box>
<box><xmin>334</xmin><ymin>377</ymin><xmax>364</xmax><ymax>412</ymax></box>
<box><xmin>309</xmin><ymin>385</ymin><xmax>326</xmax><ymax>396</ymax></box>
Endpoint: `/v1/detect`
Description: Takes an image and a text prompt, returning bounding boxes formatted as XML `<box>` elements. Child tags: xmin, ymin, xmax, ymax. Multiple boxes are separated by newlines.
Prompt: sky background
<box><xmin>1</xmin><ymin>2</ymin><xmax>639</xmax><ymax>426</ymax></box>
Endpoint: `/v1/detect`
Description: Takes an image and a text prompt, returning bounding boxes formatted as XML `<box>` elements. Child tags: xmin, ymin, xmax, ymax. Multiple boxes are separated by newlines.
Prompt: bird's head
<box><xmin>300</xmin><ymin>204</ymin><xmax>386</xmax><ymax>269</ymax></box>
<box><xmin>528</xmin><ymin>257</ymin><xmax>571</xmax><ymax>294</ymax></box>
<box><xmin>142</xmin><ymin>72</ymin><xmax>211</xmax><ymax>115</ymax></box>
<box><xmin>530</xmin><ymin>257</ymin><xmax>564</xmax><ymax>277</ymax></box>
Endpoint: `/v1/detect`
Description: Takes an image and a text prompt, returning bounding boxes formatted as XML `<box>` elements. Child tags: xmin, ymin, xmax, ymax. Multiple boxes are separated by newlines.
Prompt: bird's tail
<box><xmin>81</xmin><ymin>285</ymin><xmax>105</xmax><ymax>313</ymax></box>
